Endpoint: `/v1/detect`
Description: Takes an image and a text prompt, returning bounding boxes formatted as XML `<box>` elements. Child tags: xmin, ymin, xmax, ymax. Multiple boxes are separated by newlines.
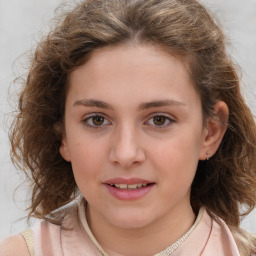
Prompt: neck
<box><xmin>86</xmin><ymin>203</ymin><xmax>196</xmax><ymax>256</ymax></box>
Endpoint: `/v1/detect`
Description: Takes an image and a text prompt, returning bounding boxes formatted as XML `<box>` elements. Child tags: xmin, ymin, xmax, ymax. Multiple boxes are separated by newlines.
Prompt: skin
<box><xmin>0</xmin><ymin>43</ymin><xmax>228</xmax><ymax>256</ymax></box>
<box><xmin>57</xmin><ymin>43</ymin><xmax>228</xmax><ymax>256</ymax></box>
<box><xmin>0</xmin><ymin>235</ymin><xmax>29</xmax><ymax>256</ymax></box>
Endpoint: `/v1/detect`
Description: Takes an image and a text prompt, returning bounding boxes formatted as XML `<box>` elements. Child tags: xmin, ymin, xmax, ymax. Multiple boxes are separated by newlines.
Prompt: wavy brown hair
<box><xmin>10</xmin><ymin>0</ymin><xmax>256</xmax><ymax>253</ymax></box>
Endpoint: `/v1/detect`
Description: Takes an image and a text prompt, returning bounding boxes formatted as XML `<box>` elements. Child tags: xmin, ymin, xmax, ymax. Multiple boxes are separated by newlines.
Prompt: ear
<box><xmin>199</xmin><ymin>101</ymin><xmax>229</xmax><ymax>160</ymax></box>
<box><xmin>54</xmin><ymin>122</ymin><xmax>71</xmax><ymax>162</ymax></box>
<box><xmin>59</xmin><ymin>134</ymin><xmax>71</xmax><ymax>162</ymax></box>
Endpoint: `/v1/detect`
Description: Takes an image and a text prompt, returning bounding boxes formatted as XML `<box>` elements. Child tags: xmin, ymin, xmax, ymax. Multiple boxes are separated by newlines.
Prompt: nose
<box><xmin>109</xmin><ymin>125</ymin><xmax>146</xmax><ymax>169</ymax></box>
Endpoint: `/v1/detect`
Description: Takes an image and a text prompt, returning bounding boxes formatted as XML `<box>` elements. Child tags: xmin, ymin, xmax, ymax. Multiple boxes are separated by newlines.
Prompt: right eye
<box><xmin>83</xmin><ymin>114</ymin><xmax>111</xmax><ymax>128</ymax></box>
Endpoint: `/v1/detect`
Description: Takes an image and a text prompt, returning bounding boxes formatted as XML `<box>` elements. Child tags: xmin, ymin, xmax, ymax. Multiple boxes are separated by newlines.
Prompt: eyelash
<box><xmin>145</xmin><ymin>114</ymin><xmax>175</xmax><ymax>128</ymax></box>
<box><xmin>82</xmin><ymin>113</ymin><xmax>111</xmax><ymax>128</ymax></box>
<box><xmin>82</xmin><ymin>113</ymin><xmax>175</xmax><ymax>129</ymax></box>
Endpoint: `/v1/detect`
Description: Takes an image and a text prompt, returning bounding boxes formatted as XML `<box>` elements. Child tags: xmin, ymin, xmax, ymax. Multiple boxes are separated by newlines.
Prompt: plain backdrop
<box><xmin>0</xmin><ymin>0</ymin><xmax>256</xmax><ymax>240</ymax></box>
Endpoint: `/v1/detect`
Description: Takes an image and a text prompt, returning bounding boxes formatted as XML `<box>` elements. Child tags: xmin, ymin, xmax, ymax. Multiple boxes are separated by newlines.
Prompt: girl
<box><xmin>1</xmin><ymin>0</ymin><xmax>256</xmax><ymax>255</ymax></box>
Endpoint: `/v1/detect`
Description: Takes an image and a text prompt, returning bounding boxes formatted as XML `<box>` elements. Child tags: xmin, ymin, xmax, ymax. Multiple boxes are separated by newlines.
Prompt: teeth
<box><xmin>112</xmin><ymin>183</ymin><xmax>148</xmax><ymax>189</ymax></box>
<box><xmin>127</xmin><ymin>184</ymin><xmax>137</xmax><ymax>189</ymax></box>
<box><xmin>120</xmin><ymin>184</ymin><xmax>128</xmax><ymax>189</ymax></box>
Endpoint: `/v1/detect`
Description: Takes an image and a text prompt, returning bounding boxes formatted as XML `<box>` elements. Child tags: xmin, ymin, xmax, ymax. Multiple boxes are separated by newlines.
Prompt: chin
<box><xmin>109</xmin><ymin>211</ymin><xmax>154</xmax><ymax>230</ymax></box>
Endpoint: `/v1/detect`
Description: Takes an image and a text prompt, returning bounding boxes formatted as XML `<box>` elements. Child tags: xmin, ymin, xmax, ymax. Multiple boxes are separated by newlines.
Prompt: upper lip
<box><xmin>103</xmin><ymin>177</ymin><xmax>154</xmax><ymax>185</ymax></box>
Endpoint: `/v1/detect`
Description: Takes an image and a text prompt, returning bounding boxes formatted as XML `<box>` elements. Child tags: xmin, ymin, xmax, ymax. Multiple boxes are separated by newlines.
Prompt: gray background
<box><xmin>0</xmin><ymin>0</ymin><xmax>256</xmax><ymax>240</ymax></box>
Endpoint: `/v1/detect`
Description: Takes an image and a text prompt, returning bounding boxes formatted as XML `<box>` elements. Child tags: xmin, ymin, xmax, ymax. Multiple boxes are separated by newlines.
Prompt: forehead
<box><xmin>67</xmin><ymin>44</ymin><xmax>200</xmax><ymax>109</ymax></box>
<box><xmin>79</xmin><ymin>44</ymin><xmax>190</xmax><ymax>77</ymax></box>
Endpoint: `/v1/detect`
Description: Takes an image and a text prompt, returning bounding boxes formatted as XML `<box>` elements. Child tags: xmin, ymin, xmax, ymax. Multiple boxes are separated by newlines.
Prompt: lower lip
<box><xmin>104</xmin><ymin>184</ymin><xmax>154</xmax><ymax>200</ymax></box>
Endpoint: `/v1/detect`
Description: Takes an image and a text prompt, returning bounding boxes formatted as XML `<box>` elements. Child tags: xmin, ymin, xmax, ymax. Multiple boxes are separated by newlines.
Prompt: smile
<box><xmin>104</xmin><ymin>179</ymin><xmax>155</xmax><ymax>200</ymax></box>
<box><xmin>109</xmin><ymin>183</ymin><xmax>148</xmax><ymax>189</ymax></box>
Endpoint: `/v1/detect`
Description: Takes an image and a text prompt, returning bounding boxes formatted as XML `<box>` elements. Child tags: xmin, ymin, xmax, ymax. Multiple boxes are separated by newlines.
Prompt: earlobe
<box><xmin>199</xmin><ymin>101</ymin><xmax>229</xmax><ymax>160</ymax></box>
<box><xmin>59</xmin><ymin>136</ymin><xmax>71</xmax><ymax>162</ymax></box>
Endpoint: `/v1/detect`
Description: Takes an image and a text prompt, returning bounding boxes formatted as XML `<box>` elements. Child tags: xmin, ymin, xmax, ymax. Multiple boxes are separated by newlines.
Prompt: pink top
<box><xmin>32</xmin><ymin>203</ymin><xmax>241</xmax><ymax>256</ymax></box>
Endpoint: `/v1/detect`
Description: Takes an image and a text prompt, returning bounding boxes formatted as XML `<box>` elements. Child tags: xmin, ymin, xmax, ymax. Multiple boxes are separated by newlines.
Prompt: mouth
<box><xmin>103</xmin><ymin>178</ymin><xmax>155</xmax><ymax>200</ymax></box>
<box><xmin>108</xmin><ymin>183</ymin><xmax>151</xmax><ymax>190</ymax></box>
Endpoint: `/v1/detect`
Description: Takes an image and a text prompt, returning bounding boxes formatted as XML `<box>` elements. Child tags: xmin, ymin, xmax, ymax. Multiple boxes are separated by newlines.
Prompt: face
<box><xmin>61</xmin><ymin>44</ymin><xmax>209</xmax><ymax>230</ymax></box>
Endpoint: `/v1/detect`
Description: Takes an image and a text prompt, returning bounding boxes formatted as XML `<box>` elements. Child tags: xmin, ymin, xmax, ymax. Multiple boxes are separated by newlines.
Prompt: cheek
<box><xmin>149</xmin><ymin>132</ymin><xmax>201</xmax><ymax>178</ymax></box>
<box><xmin>68</xmin><ymin>136</ymin><xmax>107</xmax><ymax>178</ymax></box>
<box><xmin>70</xmin><ymin>141</ymin><xmax>102</xmax><ymax>199</ymax></box>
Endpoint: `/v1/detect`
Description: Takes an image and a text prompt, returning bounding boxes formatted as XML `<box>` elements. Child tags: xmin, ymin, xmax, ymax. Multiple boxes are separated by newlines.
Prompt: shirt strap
<box><xmin>20</xmin><ymin>229</ymin><xmax>35</xmax><ymax>256</ymax></box>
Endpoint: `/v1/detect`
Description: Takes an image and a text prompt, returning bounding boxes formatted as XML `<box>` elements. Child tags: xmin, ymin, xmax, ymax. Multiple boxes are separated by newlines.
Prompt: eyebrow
<box><xmin>138</xmin><ymin>99</ymin><xmax>186</xmax><ymax>110</ymax></box>
<box><xmin>73</xmin><ymin>99</ymin><xmax>113</xmax><ymax>109</ymax></box>
<box><xmin>73</xmin><ymin>99</ymin><xmax>186</xmax><ymax>110</ymax></box>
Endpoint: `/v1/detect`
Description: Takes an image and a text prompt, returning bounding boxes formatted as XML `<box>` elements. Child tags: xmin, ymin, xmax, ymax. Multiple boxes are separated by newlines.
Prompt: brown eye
<box><xmin>92</xmin><ymin>116</ymin><xmax>105</xmax><ymax>126</ymax></box>
<box><xmin>153</xmin><ymin>116</ymin><xmax>167</xmax><ymax>125</ymax></box>
<box><xmin>145</xmin><ymin>114</ymin><xmax>174</xmax><ymax>128</ymax></box>
<box><xmin>83</xmin><ymin>114</ymin><xmax>111</xmax><ymax>128</ymax></box>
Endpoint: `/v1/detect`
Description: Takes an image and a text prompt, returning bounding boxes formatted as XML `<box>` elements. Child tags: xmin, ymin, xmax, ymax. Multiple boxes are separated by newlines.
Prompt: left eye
<box><xmin>146</xmin><ymin>115</ymin><xmax>174</xmax><ymax>127</ymax></box>
<box><xmin>83</xmin><ymin>115</ymin><xmax>111</xmax><ymax>128</ymax></box>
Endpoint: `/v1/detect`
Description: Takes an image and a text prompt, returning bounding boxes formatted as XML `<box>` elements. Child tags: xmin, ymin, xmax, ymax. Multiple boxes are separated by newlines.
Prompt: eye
<box><xmin>83</xmin><ymin>114</ymin><xmax>111</xmax><ymax>128</ymax></box>
<box><xmin>145</xmin><ymin>114</ymin><xmax>175</xmax><ymax>128</ymax></box>
<box><xmin>152</xmin><ymin>116</ymin><xmax>167</xmax><ymax>125</ymax></box>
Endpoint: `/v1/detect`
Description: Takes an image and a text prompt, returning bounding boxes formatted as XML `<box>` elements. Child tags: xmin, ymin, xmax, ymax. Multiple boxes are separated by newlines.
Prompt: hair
<box><xmin>10</xmin><ymin>0</ymin><xmax>256</xmax><ymax>254</ymax></box>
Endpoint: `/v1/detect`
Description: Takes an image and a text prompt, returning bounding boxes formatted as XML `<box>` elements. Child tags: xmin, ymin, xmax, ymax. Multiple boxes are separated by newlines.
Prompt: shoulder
<box><xmin>200</xmin><ymin>209</ymin><xmax>241</xmax><ymax>255</ymax></box>
<box><xmin>206</xmin><ymin>210</ymin><xmax>256</xmax><ymax>256</ymax></box>
<box><xmin>0</xmin><ymin>234</ymin><xmax>30</xmax><ymax>256</ymax></box>
<box><xmin>0</xmin><ymin>202</ymin><xmax>79</xmax><ymax>256</ymax></box>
